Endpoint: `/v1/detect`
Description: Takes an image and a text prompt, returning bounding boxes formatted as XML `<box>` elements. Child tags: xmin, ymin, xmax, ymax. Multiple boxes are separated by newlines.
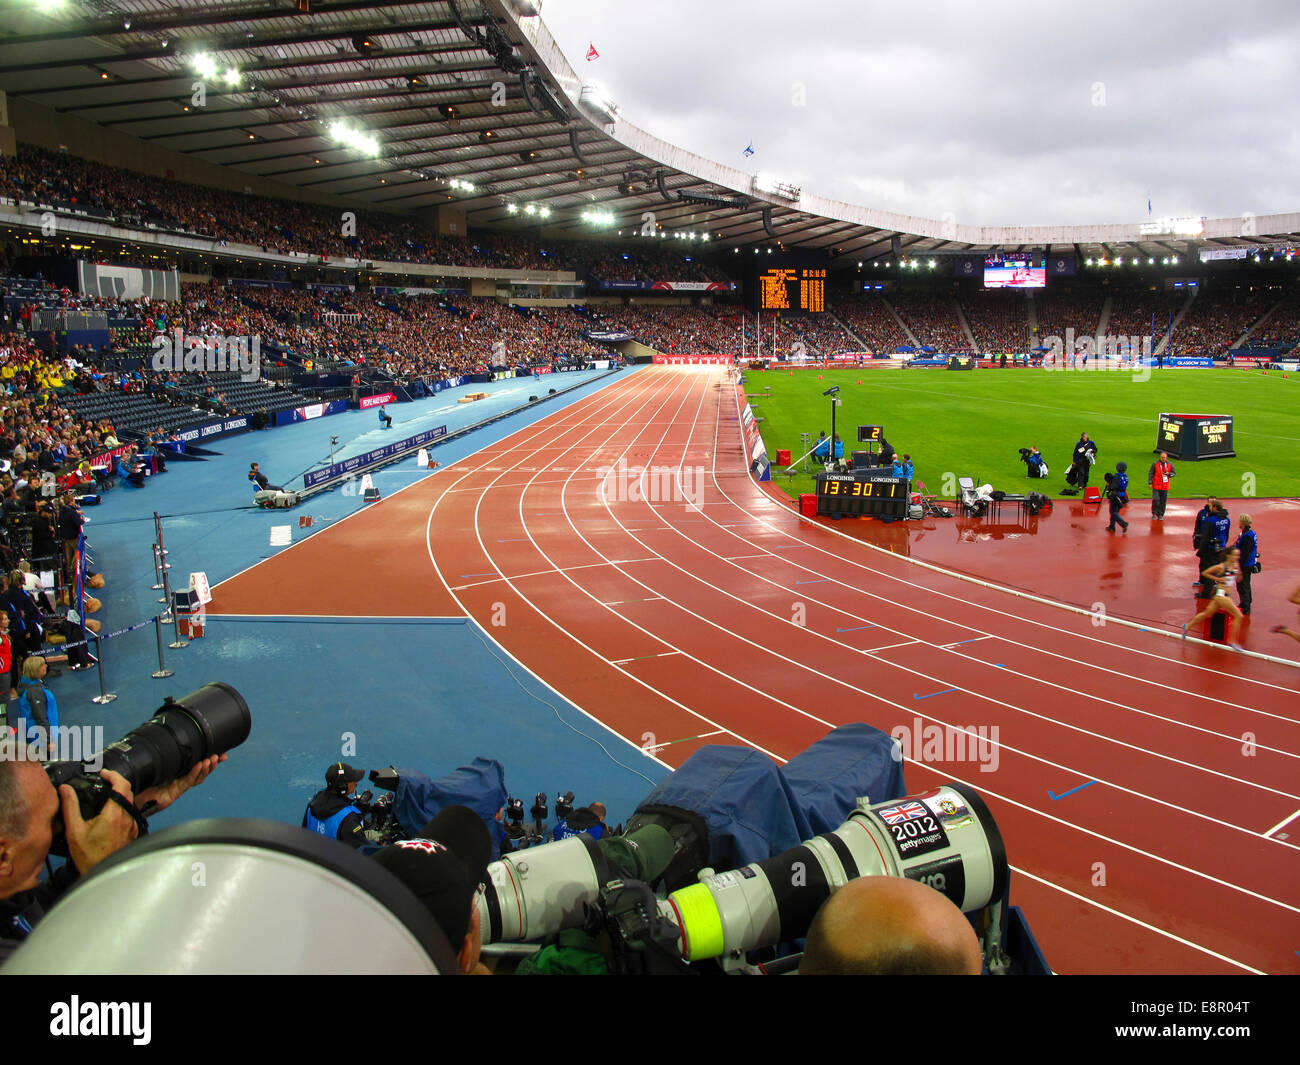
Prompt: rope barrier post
<box><xmin>159</xmin><ymin>558</ymin><xmax>175</xmax><ymax>621</ymax></box>
<box><xmin>90</xmin><ymin>632</ymin><xmax>116</xmax><ymax>705</ymax></box>
<box><xmin>151</xmin><ymin>543</ymin><xmax>164</xmax><ymax>591</ymax></box>
<box><xmin>152</xmin><ymin>615</ymin><xmax>174</xmax><ymax>678</ymax></box>
<box><xmin>168</xmin><ymin>595</ymin><xmax>188</xmax><ymax>650</ymax></box>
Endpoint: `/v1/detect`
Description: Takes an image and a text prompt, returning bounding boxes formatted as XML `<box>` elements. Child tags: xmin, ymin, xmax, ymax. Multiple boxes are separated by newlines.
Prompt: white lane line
<box><xmin>1263</xmin><ymin>808</ymin><xmax>1300</xmax><ymax>838</ymax></box>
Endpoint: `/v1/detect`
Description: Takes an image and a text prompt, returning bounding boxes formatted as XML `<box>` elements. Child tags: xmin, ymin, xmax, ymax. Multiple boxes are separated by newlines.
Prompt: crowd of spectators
<box><xmin>1167</xmin><ymin>287</ymin><xmax>1277</xmax><ymax>358</ymax></box>
<box><xmin>832</xmin><ymin>295</ymin><xmax>911</xmax><ymax>354</ymax></box>
<box><xmin>0</xmin><ymin>339</ymin><xmax>121</xmax><ymax>734</ymax></box>
<box><xmin>591</xmin><ymin>304</ymin><xmax>742</xmax><ymax>354</ymax></box>
<box><xmin>959</xmin><ymin>290</ymin><xmax>1030</xmax><ymax>353</ymax></box>
<box><xmin>1247</xmin><ymin>291</ymin><xmax>1300</xmax><ymax>349</ymax></box>
<box><xmin>1029</xmin><ymin>290</ymin><xmax>1105</xmax><ymax>348</ymax></box>
<box><xmin>0</xmin><ymin>145</ymin><xmax>739</xmax><ymax>287</ymax></box>
<box><xmin>1102</xmin><ymin>290</ymin><xmax>1182</xmax><ymax>352</ymax></box>
<box><xmin>889</xmin><ymin>292</ymin><xmax>972</xmax><ymax>353</ymax></box>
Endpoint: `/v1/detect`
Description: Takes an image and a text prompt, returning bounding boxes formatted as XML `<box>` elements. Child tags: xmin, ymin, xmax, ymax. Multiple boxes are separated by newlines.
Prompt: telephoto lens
<box><xmin>98</xmin><ymin>682</ymin><xmax>252</xmax><ymax>795</ymax></box>
<box><xmin>45</xmin><ymin>682</ymin><xmax>252</xmax><ymax>822</ymax></box>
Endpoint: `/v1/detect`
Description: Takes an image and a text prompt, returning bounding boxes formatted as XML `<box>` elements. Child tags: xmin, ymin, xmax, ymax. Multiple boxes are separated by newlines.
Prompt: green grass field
<box><xmin>746</xmin><ymin>366</ymin><xmax>1300</xmax><ymax>501</ymax></box>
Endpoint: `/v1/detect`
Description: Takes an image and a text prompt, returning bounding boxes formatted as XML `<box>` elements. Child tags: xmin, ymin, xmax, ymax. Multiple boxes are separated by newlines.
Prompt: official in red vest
<box><xmin>1147</xmin><ymin>452</ymin><xmax>1175</xmax><ymax>520</ymax></box>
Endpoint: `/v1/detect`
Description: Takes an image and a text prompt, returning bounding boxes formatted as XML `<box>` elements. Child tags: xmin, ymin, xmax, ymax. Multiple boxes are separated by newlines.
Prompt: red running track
<box><xmin>220</xmin><ymin>365</ymin><xmax>1300</xmax><ymax>974</ymax></box>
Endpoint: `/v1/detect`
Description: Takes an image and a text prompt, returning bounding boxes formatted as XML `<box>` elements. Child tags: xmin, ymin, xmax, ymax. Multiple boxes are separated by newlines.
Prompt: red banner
<box><xmin>90</xmin><ymin>444</ymin><xmax>131</xmax><ymax>469</ymax></box>
<box><xmin>359</xmin><ymin>392</ymin><xmax>396</xmax><ymax>409</ymax></box>
<box><xmin>652</xmin><ymin>354</ymin><xmax>733</xmax><ymax>365</ymax></box>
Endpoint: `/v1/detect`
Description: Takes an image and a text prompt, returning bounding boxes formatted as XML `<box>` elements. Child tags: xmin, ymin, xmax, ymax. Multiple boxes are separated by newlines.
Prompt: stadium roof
<box><xmin>2</xmin><ymin>0</ymin><xmax>1297</xmax><ymax>267</ymax></box>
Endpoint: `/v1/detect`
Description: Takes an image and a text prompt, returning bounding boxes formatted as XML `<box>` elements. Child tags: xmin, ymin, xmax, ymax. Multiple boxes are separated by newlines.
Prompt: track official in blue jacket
<box><xmin>1235</xmin><ymin>514</ymin><xmax>1258</xmax><ymax>616</ymax></box>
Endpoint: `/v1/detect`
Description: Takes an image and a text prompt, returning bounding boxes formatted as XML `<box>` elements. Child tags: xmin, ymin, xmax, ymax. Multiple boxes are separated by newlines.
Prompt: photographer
<box><xmin>1020</xmin><ymin>447</ymin><xmax>1048</xmax><ymax>479</ymax></box>
<box><xmin>799</xmin><ymin>877</ymin><xmax>983</xmax><ymax>975</ymax></box>
<box><xmin>370</xmin><ymin>806</ymin><xmax>493</xmax><ymax>975</ymax></box>
<box><xmin>248</xmin><ymin>462</ymin><xmax>280</xmax><ymax>492</ymax></box>
<box><xmin>302</xmin><ymin>762</ymin><xmax>367</xmax><ymax>849</ymax></box>
<box><xmin>0</xmin><ymin>754</ymin><xmax>222</xmax><ymax>958</ymax></box>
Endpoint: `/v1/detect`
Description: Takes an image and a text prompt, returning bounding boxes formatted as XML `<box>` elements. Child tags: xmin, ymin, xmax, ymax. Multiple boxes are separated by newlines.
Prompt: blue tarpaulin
<box><xmin>633</xmin><ymin>724</ymin><xmax>905</xmax><ymax>870</ymax></box>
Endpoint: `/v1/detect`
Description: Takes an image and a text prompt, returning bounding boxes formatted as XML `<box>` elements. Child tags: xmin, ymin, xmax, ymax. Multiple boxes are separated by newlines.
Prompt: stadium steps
<box><xmin>1095</xmin><ymin>294</ymin><xmax>1115</xmax><ymax>339</ymax></box>
<box><xmin>1155</xmin><ymin>288</ymin><xmax>1199</xmax><ymax>357</ymax></box>
<box><xmin>882</xmin><ymin>299</ymin><xmax>920</xmax><ymax>348</ymax></box>
<box><xmin>1231</xmin><ymin>295</ymin><xmax>1288</xmax><ymax>350</ymax></box>
<box><xmin>1026</xmin><ymin>293</ymin><xmax>1039</xmax><ymax>351</ymax></box>
<box><xmin>954</xmin><ymin>297</ymin><xmax>979</xmax><ymax>353</ymax></box>
<box><xmin>829</xmin><ymin>311</ymin><xmax>869</xmax><ymax>353</ymax></box>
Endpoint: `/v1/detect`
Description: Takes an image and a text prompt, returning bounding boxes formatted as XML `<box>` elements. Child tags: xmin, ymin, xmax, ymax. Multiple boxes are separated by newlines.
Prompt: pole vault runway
<box><xmin>214</xmin><ymin>365</ymin><xmax>1300</xmax><ymax>975</ymax></box>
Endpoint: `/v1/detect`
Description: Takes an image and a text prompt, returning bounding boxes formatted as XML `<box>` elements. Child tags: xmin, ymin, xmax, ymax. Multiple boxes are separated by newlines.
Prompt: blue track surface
<box><xmin>60</xmin><ymin>368</ymin><xmax>667</xmax><ymax>834</ymax></box>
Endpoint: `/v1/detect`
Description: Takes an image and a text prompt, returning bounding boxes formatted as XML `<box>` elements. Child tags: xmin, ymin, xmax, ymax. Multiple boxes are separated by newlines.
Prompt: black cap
<box><xmin>370</xmin><ymin>806</ymin><xmax>492</xmax><ymax>950</ymax></box>
<box><xmin>325</xmin><ymin>762</ymin><xmax>364</xmax><ymax>789</ymax></box>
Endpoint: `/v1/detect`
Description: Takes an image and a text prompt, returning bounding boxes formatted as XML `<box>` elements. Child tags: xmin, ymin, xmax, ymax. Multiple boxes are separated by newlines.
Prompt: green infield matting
<box><xmin>746</xmin><ymin>366</ymin><xmax>1300</xmax><ymax>501</ymax></box>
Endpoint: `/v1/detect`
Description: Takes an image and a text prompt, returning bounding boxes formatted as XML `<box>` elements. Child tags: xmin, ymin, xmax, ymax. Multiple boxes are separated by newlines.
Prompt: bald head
<box><xmin>800</xmin><ymin>877</ymin><xmax>983</xmax><ymax>975</ymax></box>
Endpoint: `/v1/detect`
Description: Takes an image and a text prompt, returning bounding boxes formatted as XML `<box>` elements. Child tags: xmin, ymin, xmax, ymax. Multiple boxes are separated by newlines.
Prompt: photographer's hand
<box><xmin>136</xmin><ymin>753</ymin><xmax>225</xmax><ymax>816</ymax></box>
<box><xmin>60</xmin><ymin>769</ymin><xmax>138</xmax><ymax>875</ymax></box>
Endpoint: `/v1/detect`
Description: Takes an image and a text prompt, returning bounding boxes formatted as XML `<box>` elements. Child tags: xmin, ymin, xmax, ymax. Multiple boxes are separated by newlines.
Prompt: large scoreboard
<box><xmin>1155</xmin><ymin>413</ymin><xmax>1235</xmax><ymax>460</ymax></box>
<box><xmin>756</xmin><ymin>266</ymin><xmax>827</xmax><ymax>312</ymax></box>
<box><xmin>815</xmin><ymin>473</ymin><xmax>911</xmax><ymax>518</ymax></box>
<box><xmin>747</xmin><ymin>252</ymin><xmax>830</xmax><ymax>313</ymax></box>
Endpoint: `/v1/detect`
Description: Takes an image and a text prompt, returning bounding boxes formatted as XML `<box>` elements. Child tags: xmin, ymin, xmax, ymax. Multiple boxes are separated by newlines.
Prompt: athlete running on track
<box><xmin>1272</xmin><ymin>583</ymin><xmax>1300</xmax><ymax>644</ymax></box>
<box><xmin>1183</xmin><ymin>548</ymin><xmax>1244</xmax><ymax>648</ymax></box>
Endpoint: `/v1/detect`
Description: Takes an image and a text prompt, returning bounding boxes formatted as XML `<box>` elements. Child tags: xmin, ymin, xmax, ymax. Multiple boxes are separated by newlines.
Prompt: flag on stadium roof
<box><xmin>743</xmin><ymin>141</ymin><xmax>755</xmax><ymax>157</ymax></box>
<box><xmin>586</xmin><ymin>43</ymin><xmax>599</xmax><ymax>61</ymax></box>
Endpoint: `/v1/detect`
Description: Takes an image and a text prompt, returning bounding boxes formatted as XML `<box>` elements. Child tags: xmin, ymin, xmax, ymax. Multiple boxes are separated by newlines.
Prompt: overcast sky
<box><xmin>539</xmin><ymin>0</ymin><xmax>1300</xmax><ymax>228</ymax></box>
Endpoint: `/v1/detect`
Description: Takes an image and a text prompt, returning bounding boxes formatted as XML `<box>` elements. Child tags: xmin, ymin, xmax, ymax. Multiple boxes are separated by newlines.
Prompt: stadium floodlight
<box><xmin>579</xmin><ymin>83</ymin><xmax>619</xmax><ymax>121</ymax></box>
<box><xmin>1148</xmin><ymin>257</ymin><xmax>1155</xmax><ymax>264</ymax></box>
<box><xmin>539</xmin><ymin>206</ymin><xmax>551</xmax><ymax>219</ymax></box>
<box><xmin>1131</xmin><ymin>258</ymin><xmax>1138</xmax><ymax>265</ymax></box>
<box><xmin>580</xmin><ymin>208</ymin><xmax>614</xmax><ymax>226</ymax></box>
<box><xmin>1085</xmin><ymin>258</ymin><xmax>1093</xmax><ymax>266</ymax></box>
<box><xmin>224</xmin><ymin>67</ymin><xmax>241</xmax><ymax>86</ymax></box>
<box><xmin>329</xmin><ymin>121</ymin><xmax>380</xmax><ymax>157</ymax></box>
<box><xmin>506</xmin><ymin>203</ymin><xmax>518</xmax><ymax>214</ymax></box>
<box><xmin>524</xmin><ymin>204</ymin><xmax>537</xmax><ymax>215</ymax></box>
<box><xmin>753</xmin><ymin>173</ymin><xmax>801</xmax><ymax>201</ymax></box>
<box><xmin>190</xmin><ymin>52</ymin><xmax>219</xmax><ymax>79</ymax></box>
<box><xmin>1172</xmin><ymin>256</ymin><xmax>1178</xmax><ymax>264</ymax></box>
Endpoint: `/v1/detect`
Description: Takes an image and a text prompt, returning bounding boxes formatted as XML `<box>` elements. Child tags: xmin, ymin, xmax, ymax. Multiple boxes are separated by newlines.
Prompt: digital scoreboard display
<box><xmin>756</xmin><ymin>266</ymin><xmax>826</xmax><ymax>312</ymax></box>
<box><xmin>1155</xmin><ymin>413</ymin><xmax>1235</xmax><ymax>460</ymax></box>
<box><xmin>747</xmin><ymin>252</ymin><xmax>831</xmax><ymax>314</ymax></box>
<box><xmin>984</xmin><ymin>253</ymin><xmax>1046</xmax><ymax>289</ymax></box>
<box><xmin>816</xmin><ymin>473</ymin><xmax>910</xmax><ymax>518</ymax></box>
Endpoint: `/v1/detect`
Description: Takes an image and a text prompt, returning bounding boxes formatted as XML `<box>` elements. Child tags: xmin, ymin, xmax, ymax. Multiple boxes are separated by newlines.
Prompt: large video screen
<box><xmin>984</xmin><ymin>253</ymin><xmax>1046</xmax><ymax>289</ymax></box>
